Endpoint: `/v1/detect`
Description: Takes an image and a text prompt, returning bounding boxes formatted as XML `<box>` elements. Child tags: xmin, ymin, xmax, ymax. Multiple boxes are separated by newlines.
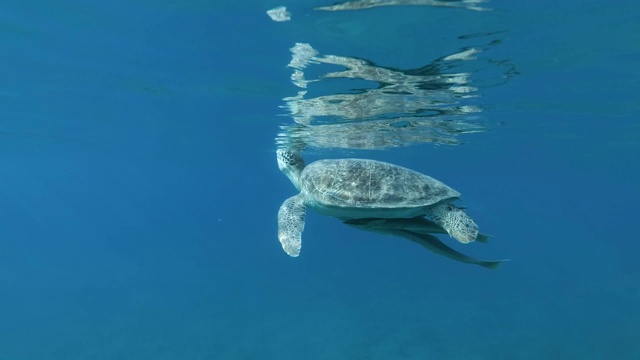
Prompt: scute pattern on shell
<box><xmin>300</xmin><ymin>159</ymin><xmax>459</xmax><ymax>208</ymax></box>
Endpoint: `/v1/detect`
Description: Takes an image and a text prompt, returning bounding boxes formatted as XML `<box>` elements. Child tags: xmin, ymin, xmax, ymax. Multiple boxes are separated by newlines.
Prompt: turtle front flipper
<box><xmin>278</xmin><ymin>194</ymin><xmax>306</xmax><ymax>257</ymax></box>
<box><xmin>379</xmin><ymin>229</ymin><xmax>505</xmax><ymax>270</ymax></box>
<box><xmin>426</xmin><ymin>203</ymin><xmax>478</xmax><ymax>244</ymax></box>
<box><xmin>345</xmin><ymin>216</ymin><xmax>491</xmax><ymax>243</ymax></box>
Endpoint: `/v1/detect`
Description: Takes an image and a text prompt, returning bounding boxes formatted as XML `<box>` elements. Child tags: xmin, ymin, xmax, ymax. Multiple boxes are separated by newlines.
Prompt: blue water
<box><xmin>1</xmin><ymin>1</ymin><xmax>639</xmax><ymax>359</ymax></box>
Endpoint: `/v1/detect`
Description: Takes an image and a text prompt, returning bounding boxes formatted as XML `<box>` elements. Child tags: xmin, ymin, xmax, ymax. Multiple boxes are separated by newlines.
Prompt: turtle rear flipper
<box><xmin>426</xmin><ymin>203</ymin><xmax>478</xmax><ymax>243</ymax></box>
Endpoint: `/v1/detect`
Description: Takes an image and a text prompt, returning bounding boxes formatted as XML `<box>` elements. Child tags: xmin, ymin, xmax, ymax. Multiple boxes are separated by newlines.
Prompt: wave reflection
<box><xmin>277</xmin><ymin>36</ymin><xmax>514</xmax><ymax>150</ymax></box>
<box><xmin>315</xmin><ymin>0</ymin><xmax>491</xmax><ymax>12</ymax></box>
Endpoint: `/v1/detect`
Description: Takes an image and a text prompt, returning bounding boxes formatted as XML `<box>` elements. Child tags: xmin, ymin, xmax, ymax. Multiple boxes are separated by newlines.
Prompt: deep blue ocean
<box><xmin>1</xmin><ymin>1</ymin><xmax>639</xmax><ymax>359</ymax></box>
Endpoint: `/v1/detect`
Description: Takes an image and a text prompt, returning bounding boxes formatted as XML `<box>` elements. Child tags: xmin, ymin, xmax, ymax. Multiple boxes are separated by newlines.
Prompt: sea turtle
<box><xmin>276</xmin><ymin>149</ymin><xmax>479</xmax><ymax>257</ymax></box>
<box><xmin>344</xmin><ymin>217</ymin><xmax>505</xmax><ymax>269</ymax></box>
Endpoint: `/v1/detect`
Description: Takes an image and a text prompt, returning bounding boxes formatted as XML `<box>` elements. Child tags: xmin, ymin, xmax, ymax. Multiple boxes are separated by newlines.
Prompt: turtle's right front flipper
<box><xmin>378</xmin><ymin>229</ymin><xmax>506</xmax><ymax>270</ymax></box>
<box><xmin>344</xmin><ymin>217</ymin><xmax>492</xmax><ymax>243</ymax></box>
<box><xmin>278</xmin><ymin>194</ymin><xmax>306</xmax><ymax>257</ymax></box>
<box><xmin>345</xmin><ymin>217</ymin><xmax>444</xmax><ymax>234</ymax></box>
<box><xmin>345</xmin><ymin>218</ymin><xmax>505</xmax><ymax>269</ymax></box>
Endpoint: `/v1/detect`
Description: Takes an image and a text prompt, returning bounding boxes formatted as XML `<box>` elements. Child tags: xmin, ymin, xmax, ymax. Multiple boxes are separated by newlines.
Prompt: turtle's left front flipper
<box><xmin>278</xmin><ymin>194</ymin><xmax>306</xmax><ymax>257</ymax></box>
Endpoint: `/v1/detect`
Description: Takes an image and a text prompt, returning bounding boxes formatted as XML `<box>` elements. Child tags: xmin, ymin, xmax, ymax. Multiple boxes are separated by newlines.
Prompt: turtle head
<box><xmin>277</xmin><ymin>148</ymin><xmax>305</xmax><ymax>189</ymax></box>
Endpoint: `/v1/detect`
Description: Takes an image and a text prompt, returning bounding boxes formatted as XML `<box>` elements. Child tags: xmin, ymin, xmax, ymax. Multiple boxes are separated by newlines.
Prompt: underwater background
<box><xmin>1</xmin><ymin>0</ymin><xmax>639</xmax><ymax>359</ymax></box>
